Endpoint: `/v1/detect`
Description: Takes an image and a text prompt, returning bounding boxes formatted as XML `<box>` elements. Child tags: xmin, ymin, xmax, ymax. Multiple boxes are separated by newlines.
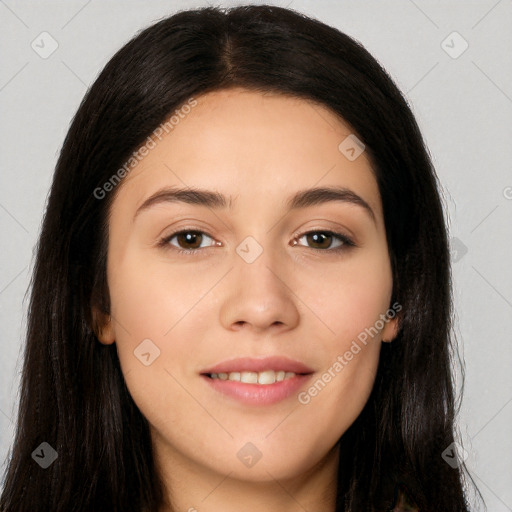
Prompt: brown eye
<box><xmin>306</xmin><ymin>232</ymin><xmax>334</xmax><ymax>249</ymax></box>
<box><xmin>295</xmin><ymin>231</ymin><xmax>355</xmax><ymax>251</ymax></box>
<box><xmin>166</xmin><ymin>230</ymin><xmax>215</xmax><ymax>250</ymax></box>
<box><xmin>176</xmin><ymin>232</ymin><xmax>202</xmax><ymax>249</ymax></box>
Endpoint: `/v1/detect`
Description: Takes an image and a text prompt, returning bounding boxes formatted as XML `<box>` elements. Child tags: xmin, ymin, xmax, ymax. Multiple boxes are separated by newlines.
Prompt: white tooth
<box><xmin>211</xmin><ymin>373</ymin><xmax>218</xmax><ymax>379</ymax></box>
<box><xmin>241</xmin><ymin>371</ymin><xmax>258</xmax><ymax>384</ymax></box>
<box><xmin>258</xmin><ymin>370</ymin><xmax>276</xmax><ymax>385</ymax></box>
<box><xmin>223</xmin><ymin>370</ymin><xmax>295</xmax><ymax>383</ymax></box>
<box><xmin>275</xmin><ymin>370</ymin><xmax>286</xmax><ymax>382</ymax></box>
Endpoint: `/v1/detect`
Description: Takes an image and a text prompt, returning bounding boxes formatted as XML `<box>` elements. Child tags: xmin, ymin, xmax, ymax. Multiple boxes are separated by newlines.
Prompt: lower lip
<box><xmin>202</xmin><ymin>374</ymin><xmax>312</xmax><ymax>405</ymax></box>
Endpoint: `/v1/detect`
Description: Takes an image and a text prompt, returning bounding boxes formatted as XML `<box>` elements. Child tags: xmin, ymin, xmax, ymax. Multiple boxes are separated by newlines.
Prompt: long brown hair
<box><xmin>0</xmin><ymin>5</ymin><xmax>479</xmax><ymax>511</ymax></box>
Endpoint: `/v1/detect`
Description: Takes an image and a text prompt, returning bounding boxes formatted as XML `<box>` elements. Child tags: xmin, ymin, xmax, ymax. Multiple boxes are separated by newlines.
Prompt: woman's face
<box><xmin>97</xmin><ymin>88</ymin><xmax>398</xmax><ymax>485</ymax></box>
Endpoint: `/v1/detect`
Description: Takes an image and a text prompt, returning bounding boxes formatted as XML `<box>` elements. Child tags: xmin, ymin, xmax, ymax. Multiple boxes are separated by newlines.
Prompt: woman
<box><xmin>0</xmin><ymin>5</ymin><xmax>478</xmax><ymax>511</ymax></box>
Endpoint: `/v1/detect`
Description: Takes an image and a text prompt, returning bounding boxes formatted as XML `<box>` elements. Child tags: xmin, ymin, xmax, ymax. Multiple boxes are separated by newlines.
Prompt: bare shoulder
<box><xmin>389</xmin><ymin>483</ymin><xmax>419</xmax><ymax>511</ymax></box>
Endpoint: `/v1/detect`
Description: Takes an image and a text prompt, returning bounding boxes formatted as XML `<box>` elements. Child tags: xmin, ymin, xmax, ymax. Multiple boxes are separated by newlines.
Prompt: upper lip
<box><xmin>201</xmin><ymin>356</ymin><xmax>314</xmax><ymax>375</ymax></box>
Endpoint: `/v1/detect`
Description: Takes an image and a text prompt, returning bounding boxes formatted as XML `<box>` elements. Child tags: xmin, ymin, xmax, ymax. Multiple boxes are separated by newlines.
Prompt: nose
<box><xmin>218</xmin><ymin>247</ymin><xmax>300</xmax><ymax>334</ymax></box>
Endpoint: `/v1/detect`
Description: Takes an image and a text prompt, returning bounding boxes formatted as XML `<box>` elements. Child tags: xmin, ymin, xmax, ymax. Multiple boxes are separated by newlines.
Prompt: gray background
<box><xmin>1</xmin><ymin>1</ymin><xmax>511</xmax><ymax>509</ymax></box>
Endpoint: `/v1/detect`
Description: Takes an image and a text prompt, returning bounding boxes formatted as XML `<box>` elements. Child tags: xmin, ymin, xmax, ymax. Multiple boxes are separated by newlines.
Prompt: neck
<box><xmin>154</xmin><ymin>440</ymin><xmax>339</xmax><ymax>512</ymax></box>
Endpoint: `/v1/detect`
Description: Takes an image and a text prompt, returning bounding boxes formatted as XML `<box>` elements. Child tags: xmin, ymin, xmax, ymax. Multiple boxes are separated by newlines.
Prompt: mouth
<box><xmin>205</xmin><ymin>369</ymin><xmax>300</xmax><ymax>384</ymax></box>
<box><xmin>200</xmin><ymin>356</ymin><xmax>314</xmax><ymax>405</ymax></box>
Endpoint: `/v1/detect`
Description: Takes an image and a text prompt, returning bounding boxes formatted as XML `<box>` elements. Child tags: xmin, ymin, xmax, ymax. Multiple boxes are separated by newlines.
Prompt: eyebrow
<box><xmin>134</xmin><ymin>185</ymin><xmax>376</xmax><ymax>223</ymax></box>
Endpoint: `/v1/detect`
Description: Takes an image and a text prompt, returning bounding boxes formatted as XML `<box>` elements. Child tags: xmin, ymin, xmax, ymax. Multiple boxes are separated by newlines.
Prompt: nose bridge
<box><xmin>218</xmin><ymin>234</ymin><xmax>300</xmax><ymax>332</ymax></box>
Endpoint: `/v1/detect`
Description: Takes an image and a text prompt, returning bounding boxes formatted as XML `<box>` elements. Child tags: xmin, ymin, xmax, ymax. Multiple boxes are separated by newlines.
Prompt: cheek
<box><xmin>298</xmin><ymin>250</ymin><xmax>393</xmax><ymax>349</ymax></box>
<box><xmin>293</xmin><ymin>250</ymin><xmax>392</xmax><ymax>416</ymax></box>
<box><xmin>108</xmin><ymin>245</ymin><xmax>219</xmax><ymax>336</ymax></box>
<box><xmin>106</xmin><ymin>249</ymin><xmax>221</xmax><ymax>381</ymax></box>
<box><xmin>106</xmin><ymin>253</ymin><xmax>220</xmax><ymax>439</ymax></box>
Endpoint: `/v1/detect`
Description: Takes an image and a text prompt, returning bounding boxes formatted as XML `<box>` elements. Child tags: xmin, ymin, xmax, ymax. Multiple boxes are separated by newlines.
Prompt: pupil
<box><xmin>309</xmin><ymin>232</ymin><xmax>330</xmax><ymax>248</ymax></box>
<box><xmin>179</xmin><ymin>232</ymin><xmax>201</xmax><ymax>249</ymax></box>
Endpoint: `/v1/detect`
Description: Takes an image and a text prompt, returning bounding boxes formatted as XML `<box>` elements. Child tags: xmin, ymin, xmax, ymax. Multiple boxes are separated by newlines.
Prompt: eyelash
<box><xmin>158</xmin><ymin>229</ymin><xmax>356</xmax><ymax>256</ymax></box>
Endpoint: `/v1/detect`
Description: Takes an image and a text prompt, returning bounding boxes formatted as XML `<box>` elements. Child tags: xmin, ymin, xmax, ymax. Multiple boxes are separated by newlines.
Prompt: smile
<box><xmin>201</xmin><ymin>356</ymin><xmax>314</xmax><ymax>405</ymax></box>
<box><xmin>207</xmin><ymin>370</ymin><xmax>297</xmax><ymax>384</ymax></box>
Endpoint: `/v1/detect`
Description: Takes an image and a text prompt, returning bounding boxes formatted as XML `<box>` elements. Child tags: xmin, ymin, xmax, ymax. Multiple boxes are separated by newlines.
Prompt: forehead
<box><xmin>137</xmin><ymin>88</ymin><xmax>365</xmax><ymax>170</ymax></box>
<box><xmin>115</xmin><ymin>88</ymin><xmax>382</xmax><ymax>221</ymax></box>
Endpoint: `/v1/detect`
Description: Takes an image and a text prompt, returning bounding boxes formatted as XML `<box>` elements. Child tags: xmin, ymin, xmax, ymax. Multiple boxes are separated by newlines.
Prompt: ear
<box><xmin>92</xmin><ymin>307</ymin><xmax>115</xmax><ymax>345</ymax></box>
<box><xmin>381</xmin><ymin>315</ymin><xmax>400</xmax><ymax>343</ymax></box>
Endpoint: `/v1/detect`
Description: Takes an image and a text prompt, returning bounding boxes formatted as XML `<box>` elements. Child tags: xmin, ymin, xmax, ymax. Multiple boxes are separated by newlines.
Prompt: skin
<box><xmin>95</xmin><ymin>87</ymin><xmax>399</xmax><ymax>512</ymax></box>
